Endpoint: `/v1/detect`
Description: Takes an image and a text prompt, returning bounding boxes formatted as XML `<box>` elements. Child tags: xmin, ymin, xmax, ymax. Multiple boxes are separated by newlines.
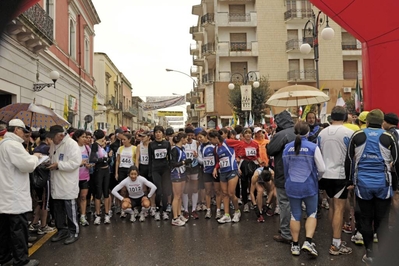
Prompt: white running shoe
<box><xmin>302</xmin><ymin>241</ymin><xmax>318</xmax><ymax>257</ymax></box>
<box><xmin>133</xmin><ymin>208</ymin><xmax>139</xmax><ymax>217</ymax></box>
<box><xmin>37</xmin><ymin>225</ymin><xmax>56</xmax><ymax>235</ymax></box>
<box><xmin>162</xmin><ymin>212</ymin><xmax>169</xmax><ymax>220</ymax></box>
<box><xmin>215</xmin><ymin>209</ymin><xmax>223</xmax><ymax>219</ymax></box>
<box><xmin>205</xmin><ymin>209</ymin><xmax>211</xmax><ymax>219</ymax></box>
<box><xmin>94</xmin><ymin>215</ymin><xmax>101</xmax><ymax>225</ymax></box>
<box><xmin>79</xmin><ymin>215</ymin><xmax>89</xmax><ymax>226</ymax></box>
<box><xmin>218</xmin><ymin>214</ymin><xmax>232</xmax><ymax>224</ymax></box>
<box><xmin>291</xmin><ymin>243</ymin><xmax>300</xmax><ymax>256</ymax></box>
<box><xmin>104</xmin><ymin>214</ymin><xmax>111</xmax><ymax>224</ymax></box>
<box><xmin>171</xmin><ymin>218</ymin><xmax>185</xmax><ymax>226</ymax></box>
<box><xmin>154</xmin><ymin>212</ymin><xmax>161</xmax><ymax>221</ymax></box>
<box><xmin>166</xmin><ymin>204</ymin><xmax>172</xmax><ymax>213</ymax></box>
<box><xmin>120</xmin><ymin>210</ymin><xmax>127</xmax><ymax>218</ymax></box>
<box><xmin>238</xmin><ymin>199</ymin><xmax>243</xmax><ymax>205</ymax></box>
<box><xmin>150</xmin><ymin>207</ymin><xmax>156</xmax><ymax>217</ymax></box>
<box><xmin>201</xmin><ymin>203</ymin><xmax>207</xmax><ymax>211</ymax></box>
<box><xmin>139</xmin><ymin>211</ymin><xmax>145</xmax><ymax>222</ymax></box>
<box><xmin>196</xmin><ymin>204</ymin><xmax>202</xmax><ymax>211</ymax></box>
<box><xmin>232</xmin><ymin>210</ymin><xmax>241</xmax><ymax>223</ymax></box>
<box><xmin>130</xmin><ymin>214</ymin><xmax>136</xmax><ymax>223</ymax></box>
<box><xmin>179</xmin><ymin>214</ymin><xmax>188</xmax><ymax>223</ymax></box>
<box><xmin>243</xmin><ymin>203</ymin><xmax>250</xmax><ymax>213</ymax></box>
<box><xmin>322</xmin><ymin>198</ymin><xmax>330</xmax><ymax>210</ymax></box>
<box><xmin>274</xmin><ymin>205</ymin><xmax>281</xmax><ymax>215</ymax></box>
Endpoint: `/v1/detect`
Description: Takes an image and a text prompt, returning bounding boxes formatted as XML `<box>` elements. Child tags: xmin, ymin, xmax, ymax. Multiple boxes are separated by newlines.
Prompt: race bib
<box><xmin>203</xmin><ymin>156</ymin><xmax>215</xmax><ymax>166</ymax></box>
<box><xmin>219</xmin><ymin>157</ymin><xmax>230</xmax><ymax>168</ymax></box>
<box><xmin>185</xmin><ymin>150</ymin><xmax>195</xmax><ymax>159</ymax></box>
<box><xmin>128</xmin><ymin>185</ymin><xmax>142</xmax><ymax>193</ymax></box>
<box><xmin>154</xmin><ymin>149</ymin><xmax>167</xmax><ymax>159</ymax></box>
<box><xmin>121</xmin><ymin>154</ymin><xmax>132</xmax><ymax>165</ymax></box>
<box><xmin>140</xmin><ymin>154</ymin><xmax>149</xmax><ymax>164</ymax></box>
<box><xmin>245</xmin><ymin>147</ymin><xmax>257</xmax><ymax>157</ymax></box>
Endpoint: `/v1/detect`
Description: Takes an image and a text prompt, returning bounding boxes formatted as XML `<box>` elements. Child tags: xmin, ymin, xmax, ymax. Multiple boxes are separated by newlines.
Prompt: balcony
<box><xmin>218</xmin><ymin>41</ymin><xmax>258</xmax><ymax>57</ymax></box>
<box><xmin>123</xmin><ymin>106</ymin><xmax>138</xmax><ymax>118</ymax></box>
<box><xmin>202</xmin><ymin>73</ymin><xmax>214</xmax><ymax>84</ymax></box>
<box><xmin>190</xmin><ymin>43</ymin><xmax>199</xmax><ymax>55</ymax></box>
<box><xmin>217</xmin><ymin>12</ymin><xmax>257</xmax><ymax>27</ymax></box>
<box><xmin>193</xmin><ymin>55</ymin><xmax>204</xmax><ymax>66</ymax></box>
<box><xmin>7</xmin><ymin>3</ymin><xmax>54</xmax><ymax>53</ymax></box>
<box><xmin>286</xmin><ymin>39</ymin><xmax>301</xmax><ymax>52</ymax></box>
<box><xmin>190</xmin><ymin>66</ymin><xmax>199</xmax><ymax>77</ymax></box>
<box><xmin>284</xmin><ymin>9</ymin><xmax>313</xmax><ymax>21</ymax></box>
<box><xmin>201</xmin><ymin>13</ymin><xmax>215</xmax><ymax>26</ymax></box>
<box><xmin>287</xmin><ymin>69</ymin><xmax>316</xmax><ymax>82</ymax></box>
<box><xmin>343</xmin><ymin>71</ymin><xmax>362</xmax><ymax>80</ymax></box>
<box><xmin>201</xmin><ymin>43</ymin><xmax>215</xmax><ymax>55</ymax></box>
<box><xmin>105</xmin><ymin>96</ymin><xmax>121</xmax><ymax>113</ymax></box>
<box><xmin>189</xmin><ymin>25</ymin><xmax>203</xmax><ymax>41</ymax></box>
<box><xmin>342</xmin><ymin>40</ymin><xmax>361</xmax><ymax>50</ymax></box>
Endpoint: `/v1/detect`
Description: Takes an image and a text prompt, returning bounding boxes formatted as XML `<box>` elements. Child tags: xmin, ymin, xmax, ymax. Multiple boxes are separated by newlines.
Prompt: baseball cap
<box><xmin>254</xmin><ymin>127</ymin><xmax>263</xmax><ymax>134</ymax></box>
<box><xmin>165</xmin><ymin>127</ymin><xmax>174</xmax><ymax>136</ymax></box>
<box><xmin>120</xmin><ymin>126</ymin><xmax>129</xmax><ymax>132</ymax></box>
<box><xmin>9</xmin><ymin>119</ymin><xmax>29</xmax><ymax>133</ymax></box>
<box><xmin>48</xmin><ymin>125</ymin><xmax>65</xmax><ymax>137</ymax></box>
<box><xmin>358</xmin><ymin>111</ymin><xmax>369</xmax><ymax>123</ymax></box>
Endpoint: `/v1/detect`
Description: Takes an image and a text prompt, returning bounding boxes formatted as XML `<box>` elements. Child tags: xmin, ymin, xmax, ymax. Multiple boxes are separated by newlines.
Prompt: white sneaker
<box><xmin>205</xmin><ymin>209</ymin><xmax>212</xmax><ymax>219</ymax></box>
<box><xmin>139</xmin><ymin>211</ymin><xmax>145</xmax><ymax>222</ymax></box>
<box><xmin>291</xmin><ymin>243</ymin><xmax>300</xmax><ymax>256</ymax></box>
<box><xmin>120</xmin><ymin>210</ymin><xmax>127</xmax><ymax>218</ymax></box>
<box><xmin>166</xmin><ymin>204</ymin><xmax>172</xmax><ymax>213</ymax></box>
<box><xmin>150</xmin><ymin>207</ymin><xmax>156</xmax><ymax>217</ymax></box>
<box><xmin>94</xmin><ymin>215</ymin><xmax>101</xmax><ymax>225</ymax></box>
<box><xmin>108</xmin><ymin>210</ymin><xmax>113</xmax><ymax>217</ymax></box>
<box><xmin>171</xmin><ymin>218</ymin><xmax>185</xmax><ymax>226</ymax></box>
<box><xmin>130</xmin><ymin>214</ymin><xmax>136</xmax><ymax>223</ymax></box>
<box><xmin>104</xmin><ymin>214</ymin><xmax>111</xmax><ymax>224</ymax></box>
<box><xmin>162</xmin><ymin>212</ymin><xmax>169</xmax><ymax>220</ymax></box>
<box><xmin>196</xmin><ymin>204</ymin><xmax>202</xmax><ymax>211</ymax></box>
<box><xmin>79</xmin><ymin>215</ymin><xmax>89</xmax><ymax>226</ymax></box>
<box><xmin>37</xmin><ymin>225</ymin><xmax>56</xmax><ymax>235</ymax></box>
<box><xmin>154</xmin><ymin>212</ymin><xmax>161</xmax><ymax>221</ymax></box>
<box><xmin>215</xmin><ymin>209</ymin><xmax>223</xmax><ymax>219</ymax></box>
<box><xmin>232</xmin><ymin>210</ymin><xmax>241</xmax><ymax>223</ymax></box>
<box><xmin>274</xmin><ymin>205</ymin><xmax>281</xmax><ymax>215</ymax></box>
<box><xmin>133</xmin><ymin>208</ymin><xmax>139</xmax><ymax>217</ymax></box>
<box><xmin>179</xmin><ymin>214</ymin><xmax>188</xmax><ymax>223</ymax></box>
<box><xmin>322</xmin><ymin>198</ymin><xmax>330</xmax><ymax>210</ymax></box>
<box><xmin>201</xmin><ymin>203</ymin><xmax>207</xmax><ymax>211</ymax></box>
<box><xmin>218</xmin><ymin>214</ymin><xmax>232</xmax><ymax>224</ymax></box>
<box><xmin>238</xmin><ymin>199</ymin><xmax>243</xmax><ymax>205</ymax></box>
<box><xmin>243</xmin><ymin>203</ymin><xmax>250</xmax><ymax>213</ymax></box>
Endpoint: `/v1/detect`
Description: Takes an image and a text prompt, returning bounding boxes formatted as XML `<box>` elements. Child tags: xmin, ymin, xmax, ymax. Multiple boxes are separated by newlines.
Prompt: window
<box><xmin>229</xmin><ymin>5</ymin><xmax>246</xmax><ymax>22</ymax></box>
<box><xmin>231</xmin><ymin>62</ymin><xmax>247</xmax><ymax>78</ymax></box>
<box><xmin>343</xmin><ymin>61</ymin><xmax>358</xmax><ymax>79</ymax></box>
<box><xmin>84</xmin><ymin>37</ymin><xmax>90</xmax><ymax>72</ymax></box>
<box><xmin>230</xmin><ymin>33</ymin><xmax>247</xmax><ymax>51</ymax></box>
<box><xmin>69</xmin><ymin>19</ymin><xmax>76</xmax><ymax>59</ymax></box>
<box><xmin>44</xmin><ymin>0</ymin><xmax>55</xmax><ymax>18</ymax></box>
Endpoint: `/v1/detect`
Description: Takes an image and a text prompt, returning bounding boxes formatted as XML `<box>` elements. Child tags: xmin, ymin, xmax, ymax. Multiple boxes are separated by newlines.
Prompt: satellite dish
<box><xmin>84</xmin><ymin>115</ymin><xmax>93</xmax><ymax>123</ymax></box>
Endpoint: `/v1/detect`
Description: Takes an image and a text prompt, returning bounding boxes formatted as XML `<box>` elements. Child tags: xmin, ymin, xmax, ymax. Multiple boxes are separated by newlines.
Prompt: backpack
<box><xmin>30</xmin><ymin>164</ymin><xmax>50</xmax><ymax>188</ymax></box>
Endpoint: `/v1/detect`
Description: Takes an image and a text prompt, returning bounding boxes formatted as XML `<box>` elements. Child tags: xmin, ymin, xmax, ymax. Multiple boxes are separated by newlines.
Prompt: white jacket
<box><xmin>49</xmin><ymin>134</ymin><xmax>81</xmax><ymax>199</ymax></box>
<box><xmin>0</xmin><ymin>132</ymin><xmax>39</xmax><ymax>214</ymax></box>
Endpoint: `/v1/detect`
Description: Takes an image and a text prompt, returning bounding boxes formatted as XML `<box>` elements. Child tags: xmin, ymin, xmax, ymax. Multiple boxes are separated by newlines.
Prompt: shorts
<box><xmin>171</xmin><ymin>172</ymin><xmax>187</xmax><ymax>183</ymax></box>
<box><xmin>203</xmin><ymin>172</ymin><xmax>220</xmax><ymax>183</ymax></box>
<box><xmin>219</xmin><ymin>170</ymin><xmax>238</xmax><ymax>183</ymax></box>
<box><xmin>79</xmin><ymin>180</ymin><xmax>89</xmax><ymax>190</ymax></box>
<box><xmin>129</xmin><ymin>196</ymin><xmax>144</xmax><ymax>208</ymax></box>
<box><xmin>289</xmin><ymin>194</ymin><xmax>318</xmax><ymax>221</ymax></box>
<box><xmin>186</xmin><ymin>165</ymin><xmax>200</xmax><ymax>175</ymax></box>
<box><xmin>319</xmin><ymin>178</ymin><xmax>348</xmax><ymax>199</ymax></box>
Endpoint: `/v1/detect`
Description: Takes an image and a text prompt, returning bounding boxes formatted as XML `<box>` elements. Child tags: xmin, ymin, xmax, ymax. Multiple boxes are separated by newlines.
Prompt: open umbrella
<box><xmin>0</xmin><ymin>103</ymin><xmax>70</xmax><ymax>128</ymax></box>
<box><xmin>266</xmin><ymin>84</ymin><xmax>330</xmax><ymax>107</ymax></box>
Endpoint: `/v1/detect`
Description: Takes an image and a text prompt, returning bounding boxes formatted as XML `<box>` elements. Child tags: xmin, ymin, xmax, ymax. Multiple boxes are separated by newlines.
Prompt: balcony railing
<box><xmin>201</xmin><ymin>13</ymin><xmax>215</xmax><ymax>25</ymax></box>
<box><xmin>342</xmin><ymin>41</ymin><xmax>360</xmax><ymax>50</ymax></box>
<box><xmin>20</xmin><ymin>3</ymin><xmax>54</xmax><ymax>43</ymax></box>
<box><xmin>201</xmin><ymin>43</ymin><xmax>215</xmax><ymax>54</ymax></box>
<box><xmin>123</xmin><ymin>106</ymin><xmax>138</xmax><ymax>117</ymax></box>
<box><xmin>343</xmin><ymin>71</ymin><xmax>361</xmax><ymax>80</ymax></box>
<box><xmin>229</xmin><ymin>13</ymin><xmax>250</xmax><ymax>22</ymax></box>
<box><xmin>284</xmin><ymin>9</ymin><xmax>313</xmax><ymax>21</ymax></box>
<box><xmin>287</xmin><ymin>69</ymin><xmax>316</xmax><ymax>81</ymax></box>
<box><xmin>230</xmin><ymin>42</ymin><xmax>248</xmax><ymax>51</ymax></box>
<box><xmin>286</xmin><ymin>39</ymin><xmax>301</xmax><ymax>51</ymax></box>
<box><xmin>202</xmin><ymin>73</ymin><xmax>214</xmax><ymax>84</ymax></box>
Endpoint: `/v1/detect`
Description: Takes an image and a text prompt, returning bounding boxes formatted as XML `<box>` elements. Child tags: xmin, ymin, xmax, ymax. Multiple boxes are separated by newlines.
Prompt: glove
<box><xmin>185</xmin><ymin>159</ymin><xmax>193</xmax><ymax>166</ymax></box>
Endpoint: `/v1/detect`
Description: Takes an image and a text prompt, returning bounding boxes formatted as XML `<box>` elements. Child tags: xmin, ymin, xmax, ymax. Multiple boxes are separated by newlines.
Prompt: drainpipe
<box><xmin>78</xmin><ymin>14</ymin><xmax>82</xmax><ymax>125</ymax></box>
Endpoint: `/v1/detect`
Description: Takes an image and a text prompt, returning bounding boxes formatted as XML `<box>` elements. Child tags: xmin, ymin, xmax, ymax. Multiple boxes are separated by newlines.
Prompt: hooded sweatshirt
<box><xmin>267</xmin><ymin>110</ymin><xmax>296</xmax><ymax>188</ymax></box>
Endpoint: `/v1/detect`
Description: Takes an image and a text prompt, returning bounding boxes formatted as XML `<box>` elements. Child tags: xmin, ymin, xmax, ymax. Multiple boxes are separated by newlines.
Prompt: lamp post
<box><xmin>165</xmin><ymin>68</ymin><xmax>200</xmax><ymax>126</ymax></box>
<box><xmin>33</xmin><ymin>70</ymin><xmax>60</xmax><ymax>92</ymax></box>
<box><xmin>300</xmin><ymin>11</ymin><xmax>334</xmax><ymax>117</ymax></box>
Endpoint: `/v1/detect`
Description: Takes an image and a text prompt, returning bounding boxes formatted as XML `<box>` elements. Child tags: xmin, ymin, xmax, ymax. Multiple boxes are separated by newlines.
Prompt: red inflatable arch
<box><xmin>311</xmin><ymin>0</ymin><xmax>399</xmax><ymax>114</ymax></box>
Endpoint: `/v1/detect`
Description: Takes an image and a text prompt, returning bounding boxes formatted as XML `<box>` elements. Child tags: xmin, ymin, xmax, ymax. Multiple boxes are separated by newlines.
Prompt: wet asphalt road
<box><xmin>27</xmin><ymin>207</ymin><xmax>371</xmax><ymax>266</ymax></box>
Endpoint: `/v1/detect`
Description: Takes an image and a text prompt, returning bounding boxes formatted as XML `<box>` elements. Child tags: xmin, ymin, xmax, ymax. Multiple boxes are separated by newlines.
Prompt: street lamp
<box><xmin>300</xmin><ymin>11</ymin><xmax>334</xmax><ymax>116</ymax></box>
<box><xmin>33</xmin><ymin>70</ymin><xmax>60</xmax><ymax>92</ymax></box>
<box><xmin>228</xmin><ymin>68</ymin><xmax>260</xmax><ymax>90</ymax></box>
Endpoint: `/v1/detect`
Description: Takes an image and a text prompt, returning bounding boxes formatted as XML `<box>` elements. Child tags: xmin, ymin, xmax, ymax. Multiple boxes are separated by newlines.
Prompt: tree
<box><xmin>228</xmin><ymin>76</ymin><xmax>272</xmax><ymax>123</ymax></box>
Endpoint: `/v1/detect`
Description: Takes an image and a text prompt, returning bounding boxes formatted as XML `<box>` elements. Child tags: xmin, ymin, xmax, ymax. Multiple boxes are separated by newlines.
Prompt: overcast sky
<box><xmin>92</xmin><ymin>0</ymin><xmax>199</xmax><ymax>102</ymax></box>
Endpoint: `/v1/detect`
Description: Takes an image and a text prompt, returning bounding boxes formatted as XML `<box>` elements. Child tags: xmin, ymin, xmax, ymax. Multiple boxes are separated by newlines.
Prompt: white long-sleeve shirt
<box><xmin>112</xmin><ymin>175</ymin><xmax>157</xmax><ymax>200</ymax></box>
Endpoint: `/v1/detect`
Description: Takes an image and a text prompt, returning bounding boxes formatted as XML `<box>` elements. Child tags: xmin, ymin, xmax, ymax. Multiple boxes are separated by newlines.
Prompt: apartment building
<box><xmin>0</xmin><ymin>0</ymin><xmax>100</xmax><ymax>128</ymax></box>
<box><xmin>190</xmin><ymin>0</ymin><xmax>362</xmax><ymax>127</ymax></box>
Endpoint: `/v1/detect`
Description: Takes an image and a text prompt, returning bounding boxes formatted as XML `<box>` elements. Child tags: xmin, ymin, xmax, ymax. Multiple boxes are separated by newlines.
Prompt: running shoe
<box><xmin>171</xmin><ymin>218</ymin><xmax>185</xmax><ymax>226</ymax></box>
<box><xmin>120</xmin><ymin>210</ymin><xmax>127</xmax><ymax>218</ymax></box>
<box><xmin>28</xmin><ymin>223</ymin><xmax>39</xmax><ymax>232</ymax></box>
<box><xmin>238</xmin><ymin>199</ymin><xmax>243</xmax><ymax>205</ymax></box>
<box><xmin>274</xmin><ymin>205</ymin><xmax>281</xmax><ymax>215</ymax></box>
<box><xmin>216</xmin><ymin>210</ymin><xmax>223</xmax><ymax>219</ymax></box>
<box><xmin>104</xmin><ymin>214</ymin><xmax>111</xmax><ymax>224</ymax></box>
<box><xmin>130</xmin><ymin>214</ymin><xmax>136</xmax><ymax>223</ymax></box>
<box><xmin>342</xmin><ymin>223</ymin><xmax>352</xmax><ymax>234</ymax></box>
<box><xmin>37</xmin><ymin>225</ymin><xmax>56</xmax><ymax>235</ymax></box>
<box><xmin>162</xmin><ymin>212</ymin><xmax>169</xmax><ymax>221</ymax></box>
<box><xmin>201</xmin><ymin>203</ymin><xmax>207</xmax><ymax>211</ymax></box>
<box><xmin>108</xmin><ymin>210</ymin><xmax>113</xmax><ymax>218</ymax></box>
<box><xmin>243</xmin><ymin>203</ymin><xmax>250</xmax><ymax>213</ymax></box>
<box><xmin>301</xmin><ymin>241</ymin><xmax>318</xmax><ymax>257</ymax></box>
<box><xmin>139</xmin><ymin>211</ymin><xmax>146</xmax><ymax>222</ymax></box>
<box><xmin>351</xmin><ymin>232</ymin><xmax>364</xmax><ymax>245</ymax></box>
<box><xmin>291</xmin><ymin>243</ymin><xmax>300</xmax><ymax>256</ymax></box>
<box><xmin>94</xmin><ymin>215</ymin><xmax>101</xmax><ymax>225</ymax></box>
<box><xmin>373</xmin><ymin>233</ymin><xmax>378</xmax><ymax>243</ymax></box>
<box><xmin>166</xmin><ymin>204</ymin><xmax>172</xmax><ymax>213</ymax></box>
<box><xmin>362</xmin><ymin>254</ymin><xmax>373</xmax><ymax>265</ymax></box>
<box><xmin>329</xmin><ymin>241</ymin><xmax>352</xmax><ymax>255</ymax></box>
<box><xmin>191</xmin><ymin>211</ymin><xmax>199</xmax><ymax>219</ymax></box>
<box><xmin>196</xmin><ymin>204</ymin><xmax>202</xmax><ymax>212</ymax></box>
<box><xmin>218</xmin><ymin>214</ymin><xmax>232</xmax><ymax>224</ymax></box>
<box><xmin>264</xmin><ymin>205</ymin><xmax>274</xmax><ymax>217</ymax></box>
<box><xmin>179</xmin><ymin>214</ymin><xmax>188</xmax><ymax>223</ymax></box>
<box><xmin>133</xmin><ymin>208</ymin><xmax>139</xmax><ymax>217</ymax></box>
<box><xmin>211</xmin><ymin>198</ymin><xmax>216</xmax><ymax>206</ymax></box>
<box><xmin>150</xmin><ymin>207</ymin><xmax>156</xmax><ymax>217</ymax></box>
<box><xmin>183</xmin><ymin>211</ymin><xmax>190</xmax><ymax>220</ymax></box>
<box><xmin>232</xmin><ymin>210</ymin><xmax>241</xmax><ymax>223</ymax></box>
<box><xmin>154</xmin><ymin>212</ymin><xmax>161</xmax><ymax>221</ymax></box>
<box><xmin>205</xmin><ymin>209</ymin><xmax>211</xmax><ymax>219</ymax></box>
<box><xmin>257</xmin><ymin>215</ymin><xmax>265</xmax><ymax>223</ymax></box>
<box><xmin>80</xmin><ymin>215</ymin><xmax>90</xmax><ymax>226</ymax></box>
<box><xmin>322</xmin><ymin>198</ymin><xmax>330</xmax><ymax>210</ymax></box>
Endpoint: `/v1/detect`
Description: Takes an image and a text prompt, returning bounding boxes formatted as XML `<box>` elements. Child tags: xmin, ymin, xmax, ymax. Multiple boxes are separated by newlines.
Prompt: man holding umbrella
<box><xmin>0</xmin><ymin>119</ymin><xmax>41</xmax><ymax>266</ymax></box>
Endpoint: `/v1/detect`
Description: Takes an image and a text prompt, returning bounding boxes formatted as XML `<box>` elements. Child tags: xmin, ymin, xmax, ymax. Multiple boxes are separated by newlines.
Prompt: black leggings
<box><xmin>94</xmin><ymin>167</ymin><xmax>110</xmax><ymax>199</ymax></box>
<box><xmin>152</xmin><ymin>168</ymin><xmax>171</xmax><ymax>212</ymax></box>
<box><xmin>236</xmin><ymin>160</ymin><xmax>255</xmax><ymax>205</ymax></box>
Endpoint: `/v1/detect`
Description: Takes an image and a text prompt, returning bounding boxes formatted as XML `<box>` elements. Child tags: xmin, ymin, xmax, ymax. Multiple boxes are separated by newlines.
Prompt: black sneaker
<box><xmin>64</xmin><ymin>235</ymin><xmax>79</xmax><ymax>245</ymax></box>
<box><xmin>51</xmin><ymin>231</ymin><xmax>69</xmax><ymax>242</ymax></box>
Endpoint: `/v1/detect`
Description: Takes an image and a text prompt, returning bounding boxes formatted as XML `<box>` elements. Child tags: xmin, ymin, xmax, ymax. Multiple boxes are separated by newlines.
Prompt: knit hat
<box><xmin>384</xmin><ymin>112</ymin><xmax>399</xmax><ymax>126</ymax></box>
<box><xmin>358</xmin><ymin>111</ymin><xmax>369</xmax><ymax>123</ymax></box>
<box><xmin>366</xmin><ymin>109</ymin><xmax>384</xmax><ymax>125</ymax></box>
